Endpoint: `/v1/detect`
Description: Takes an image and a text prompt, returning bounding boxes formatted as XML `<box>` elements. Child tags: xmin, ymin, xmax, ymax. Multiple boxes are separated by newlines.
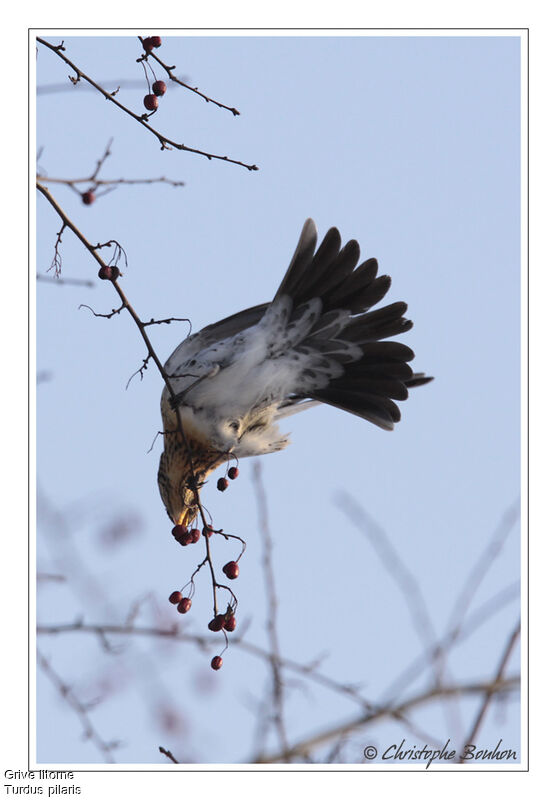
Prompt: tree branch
<box><xmin>457</xmin><ymin>621</ymin><xmax>521</xmax><ymax>762</ymax></box>
<box><xmin>37</xmin><ymin>38</ymin><xmax>258</xmax><ymax>171</ymax></box>
<box><xmin>255</xmin><ymin>676</ymin><xmax>519</xmax><ymax>763</ymax></box>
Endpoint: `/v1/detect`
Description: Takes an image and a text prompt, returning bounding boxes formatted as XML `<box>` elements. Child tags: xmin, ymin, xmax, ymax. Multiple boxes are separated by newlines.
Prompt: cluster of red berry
<box><xmin>168</xmin><ymin>465</ymin><xmax>243</xmax><ymax>671</ymax></box>
<box><xmin>141</xmin><ymin>36</ymin><xmax>167</xmax><ymax>112</ymax></box>
<box><xmin>207</xmin><ymin>609</ymin><xmax>236</xmax><ymax>633</ymax></box>
<box><xmin>168</xmin><ymin>588</ymin><xmax>238</xmax><ymax>671</ymax></box>
<box><xmin>168</xmin><ymin>590</ymin><xmax>192</xmax><ymax>615</ymax></box>
<box><xmin>217</xmin><ymin>466</ymin><xmax>239</xmax><ymax>493</ymax></box>
<box><xmin>171</xmin><ymin>524</ymin><xmax>203</xmax><ymax>546</ymax></box>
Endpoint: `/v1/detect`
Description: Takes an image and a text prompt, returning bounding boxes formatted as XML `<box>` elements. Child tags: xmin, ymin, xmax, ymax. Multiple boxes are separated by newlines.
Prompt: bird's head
<box><xmin>157</xmin><ymin>433</ymin><xmax>227</xmax><ymax>527</ymax></box>
<box><xmin>157</xmin><ymin>454</ymin><xmax>198</xmax><ymax>527</ymax></box>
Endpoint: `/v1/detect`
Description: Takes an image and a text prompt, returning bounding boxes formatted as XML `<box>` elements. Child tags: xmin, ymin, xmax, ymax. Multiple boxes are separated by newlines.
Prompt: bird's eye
<box><xmin>229</xmin><ymin>421</ymin><xmax>240</xmax><ymax>432</ymax></box>
<box><xmin>190</xmin><ymin>359</ymin><xmax>197</xmax><ymax>366</ymax></box>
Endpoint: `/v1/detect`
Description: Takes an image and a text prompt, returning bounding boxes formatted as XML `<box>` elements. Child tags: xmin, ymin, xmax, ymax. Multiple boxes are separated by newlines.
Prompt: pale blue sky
<box><xmin>35</xmin><ymin>33</ymin><xmax>521</xmax><ymax>765</ymax></box>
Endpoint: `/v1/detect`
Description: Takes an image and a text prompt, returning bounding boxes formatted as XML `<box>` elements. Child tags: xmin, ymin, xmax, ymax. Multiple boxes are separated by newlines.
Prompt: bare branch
<box><xmin>37</xmin><ymin>573</ymin><xmax>67</xmax><ymax>583</ymax></box>
<box><xmin>255</xmin><ymin>676</ymin><xmax>519</xmax><ymax>764</ymax></box>
<box><xmin>457</xmin><ymin>620</ymin><xmax>521</xmax><ymax>761</ymax></box>
<box><xmin>79</xmin><ymin>302</ymin><xmax>126</xmax><ymax>320</ymax></box>
<box><xmin>445</xmin><ymin>501</ymin><xmax>520</xmax><ymax>647</ymax></box>
<box><xmin>380</xmin><ymin>580</ymin><xmax>520</xmax><ymax>704</ymax></box>
<box><xmin>139</xmin><ymin>39</ymin><xmax>240</xmax><ymax>116</ymax></box>
<box><xmin>159</xmin><ymin>745</ymin><xmax>180</xmax><ymax>764</ymax></box>
<box><xmin>37</xmin><ymin>37</ymin><xmax>258</xmax><ymax>171</ymax></box>
<box><xmin>37</xmin><ymin>181</ymin><xmax>245</xmax><ymax>632</ymax></box>
<box><xmin>37</xmin><ymin>650</ymin><xmax>118</xmax><ymax>763</ymax></box>
<box><xmin>46</xmin><ymin>222</ymin><xmax>66</xmax><ymax>277</ymax></box>
<box><xmin>37</xmin><ymin>273</ymin><xmax>95</xmax><ymax>288</ymax></box>
<box><xmin>36</xmin><ymin>620</ymin><xmax>374</xmax><ymax>712</ymax></box>
<box><xmin>126</xmin><ymin>356</ymin><xmax>152</xmax><ymax>389</ymax></box>
<box><xmin>252</xmin><ymin>461</ymin><xmax>290</xmax><ymax>756</ymax></box>
<box><xmin>337</xmin><ymin>492</ymin><xmax>438</xmax><ymax>664</ymax></box>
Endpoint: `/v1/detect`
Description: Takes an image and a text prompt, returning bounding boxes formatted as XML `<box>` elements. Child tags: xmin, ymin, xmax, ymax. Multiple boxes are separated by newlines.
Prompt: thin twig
<box><xmin>140</xmin><ymin>41</ymin><xmax>240</xmax><ymax>116</ymax></box>
<box><xmin>37</xmin><ymin>38</ymin><xmax>258</xmax><ymax>171</ymax></box>
<box><xmin>444</xmin><ymin>501</ymin><xmax>520</xmax><ymax>650</ymax></box>
<box><xmin>457</xmin><ymin>621</ymin><xmax>521</xmax><ymax>762</ymax></box>
<box><xmin>379</xmin><ymin>580</ymin><xmax>520</xmax><ymax>704</ymax></box>
<box><xmin>37</xmin><ymin>273</ymin><xmax>95</xmax><ymax>288</ymax></box>
<box><xmin>36</xmin><ymin>620</ymin><xmax>374</xmax><ymax>711</ymax></box>
<box><xmin>254</xmin><ymin>676</ymin><xmax>519</xmax><ymax>763</ymax></box>
<box><xmin>337</xmin><ymin>492</ymin><xmax>439</xmax><ymax>667</ymax></box>
<box><xmin>252</xmin><ymin>462</ymin><xmax>290</xmax><ymax>757</ymax></box>
<box><xmin>37</xmin><ymin>649</ymin><xmax>118</xmax><ymax>763</ymax></box>
<box><xmin>38</xmin><ymin>174</ymin><xmax>185</xmax><ymax>189</ymax></box>
<box><xmin>37</xmin><ymin>181</ymin><xmax>228</xmax><ymax>616</ymax></box>
<box><xmin>159</xmin><ymin>745</ymin><xmax>180</xmax><ymax>764</ymax></box>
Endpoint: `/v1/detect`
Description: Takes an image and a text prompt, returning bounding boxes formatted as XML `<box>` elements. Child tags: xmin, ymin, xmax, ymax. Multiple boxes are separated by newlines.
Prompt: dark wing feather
<box><xmin>166</xmin><ymin>219</ymin><xmax>431</xmax><ymax>433</ymax></box>
<box><xmin>271</xmin><ymin>219</ymin><xmax>432</xmax><ymax>428</ymax></box>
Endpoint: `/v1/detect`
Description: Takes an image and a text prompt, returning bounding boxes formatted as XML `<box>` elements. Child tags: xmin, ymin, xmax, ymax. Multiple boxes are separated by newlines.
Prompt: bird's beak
<box><xmin>173</xmin><ymin>492</ymin><xmax>198</xmax><ymax>527</ymax></box>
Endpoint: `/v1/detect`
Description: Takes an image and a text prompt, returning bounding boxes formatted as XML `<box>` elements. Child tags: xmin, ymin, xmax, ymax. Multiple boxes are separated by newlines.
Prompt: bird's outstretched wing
<box><xmin>162</xmin><ymin>219</ymin><xmax>430</xmax><ymax>455</ymax></box>
<box><xmin>158</xmin><ymin>219</ymin><xmax>432</xmax><ymax>523</ymax></box>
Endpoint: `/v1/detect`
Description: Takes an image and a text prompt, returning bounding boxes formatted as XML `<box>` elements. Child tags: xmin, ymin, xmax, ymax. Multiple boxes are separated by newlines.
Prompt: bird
<box><xmin>158</xmin><ymin>219</ymin><xmax>432</xmax><ymax>526</ymax></box>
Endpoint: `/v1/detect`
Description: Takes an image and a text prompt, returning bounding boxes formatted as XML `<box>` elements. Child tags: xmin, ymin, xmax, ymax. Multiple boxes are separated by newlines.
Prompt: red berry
<box><xmin>142</xmin><ymin>36</ymin><xmax>157</xmax><ymax>53</ymax></box>
<box><xmin>152</xmin><ymin>80</ymin><xmax>167</xmax><ymax>97</ymax></box>
<box><xmin>202</xmin><ymin>526</ymin><xmax>213</xmax><ymax>538</ymax></box>
<box><xmin>98</xmin><ymin>266</ymin><xmax>119</xmax><ymax>281</ymax></box>
<box><xmin>217</xmin><ymin>477</ymin><xmax>229</xmax><ymax>492</ymax></box>
<box><xmin>168</xmin><ymin>590</ymin><xmax>182</xmax><ymax>605</ymax></box>
<box><xmin>223</xmin><ymin>561</ymin><xmax>239</xmax><ymax>580</ymax></box>
<box><xmin>224</xmin><ymin>615</ymin><xmax>236</xmax><ymax>632</ymax></box>
<box><xmin>143</xmin><ymin>94</ymin><xmax>159</xmax><ymax>111</ymax></box>
<box><xmin>189</xmin><ymin>528</ymin><xmax>201</xmax><ymax>544</ymax></box>
<box><xmin>142</xmin><ymin>36</ymin><xmax>162</xmax><ymax>51</ymax></box>
<box><xmin>208</xmin><ymin>614</ymin><xmax>225</xmax><ymax>632</ymax></box>
<box><xmin>228</xmin><ymin>467</ymin><xmax>239</xmax><ymax>480</ymax></box>
<box><xmin>211</xmin><ymin>656</ymin><xmax>223</xmax><ymax>671</ymax></box>
<box><xmin>172</xmin><ymin>524</ymin><xmax>188</xmax><ymax>540</ymax></box>
<box><xmin>177</xmin><ymin>597</ymin><xmax>192</xmax><ymax>614</ymax></box>
<box><xmin>81</xmin><ymin>190</ymin><xmax>95</xmax><ymax>205</ymax></box>
<box><xmin>179</xmin><ymin>532</ymin><xmax>194</xmax><ymax>546</ymax></box>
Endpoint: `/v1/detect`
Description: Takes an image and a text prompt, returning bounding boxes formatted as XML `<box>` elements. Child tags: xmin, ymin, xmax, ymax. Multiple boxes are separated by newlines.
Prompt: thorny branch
<box><xmin>136</xmin><ymin>37</ymin><xmax>240</xmax><ymax>116</ymax></box>
<box><xmin>37</xmin><ymin>180</ymin><xmax>235</xmax><ymax>623</ymax></box>
<box><xmin>37</xmin><ymin>137</ymin><xmax>186</xmax><ymax>198</ymax></box>
<box><xmin>36</xmin><ymin>38</ymin><xmax>258</xmax><ymax>171</ymax></box>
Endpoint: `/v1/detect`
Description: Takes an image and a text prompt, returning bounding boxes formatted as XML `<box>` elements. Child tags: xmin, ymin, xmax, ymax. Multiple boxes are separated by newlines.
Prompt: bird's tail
<box><xmin>275</xmin><ymin>219</ymin><xmax>432</xmax><ymax>430</ymax></box>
